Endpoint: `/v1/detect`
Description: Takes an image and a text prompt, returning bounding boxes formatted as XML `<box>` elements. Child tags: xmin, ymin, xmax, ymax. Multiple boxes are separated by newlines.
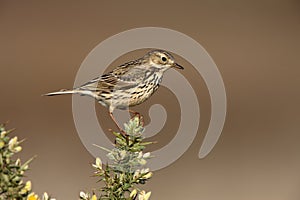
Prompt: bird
<box><xmin>44</xmin><ymin>49</ymin><xmax>184</xmax><ymax>134</ymax></box>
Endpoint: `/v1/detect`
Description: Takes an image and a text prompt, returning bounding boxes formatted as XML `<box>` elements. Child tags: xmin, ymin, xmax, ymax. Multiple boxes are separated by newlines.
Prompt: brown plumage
<box><xmin>44</xmin><ymin>49</ymin><xmax>184</xmax><ymax>133</ymax></box>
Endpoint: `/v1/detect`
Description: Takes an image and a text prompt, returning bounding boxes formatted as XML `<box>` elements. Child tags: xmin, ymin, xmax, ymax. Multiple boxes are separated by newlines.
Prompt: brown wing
<box><xmin>77</xmin><ymin>60</ymin><xmax>146</xmax><ymax>93</ymax></box>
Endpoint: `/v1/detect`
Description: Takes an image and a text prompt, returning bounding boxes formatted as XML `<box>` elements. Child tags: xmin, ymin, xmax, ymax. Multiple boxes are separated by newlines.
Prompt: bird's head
<box><xmin>145</xmin><ymin>49</ymin><xmax>184</xmax><ymax>71</ymax></box>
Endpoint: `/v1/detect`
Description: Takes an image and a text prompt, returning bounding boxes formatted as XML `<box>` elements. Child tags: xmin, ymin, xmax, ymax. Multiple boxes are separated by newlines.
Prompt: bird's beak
<box><xmin>173</xmin><ymin>63</ymin><xmax>184</xmax><ymax>70</ymax></box>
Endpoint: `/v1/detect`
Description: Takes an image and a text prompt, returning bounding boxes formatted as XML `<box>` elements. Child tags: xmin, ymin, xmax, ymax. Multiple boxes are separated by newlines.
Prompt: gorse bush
<box><xmin>0</xmin><ymin>123</ymin><xmax>54</xmax><ymax>200</ymax></box>
<box><xmin>1</xmin><ymin>116</ymin><xmax>153</xmax><ymax>200</ymax></box>
<box><xmin>80</xmin><ymin>116</ymin><xmax>153</xmax><ymax>200</ymax></box>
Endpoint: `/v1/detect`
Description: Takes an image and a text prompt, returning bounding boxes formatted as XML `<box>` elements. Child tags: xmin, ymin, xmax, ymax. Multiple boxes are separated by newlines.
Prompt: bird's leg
<box><xmin>128</xmin><ymin>110</ymin><xmax>144</xmax><ymax>127</ymax></box>
<box><xmin>128</xmin><ymin>109</ymin><xmax>139</xmax><ymax>116</ymax></box>
<box><xmin>109</xmin><ymin>112</ymin><xmax>126</xmax><ymax>136</ymax></box>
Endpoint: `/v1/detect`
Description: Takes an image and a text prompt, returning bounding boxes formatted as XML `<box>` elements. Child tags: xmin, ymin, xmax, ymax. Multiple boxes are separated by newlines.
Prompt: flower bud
<box><xmin>0</xmin><ymin>141</ymin><xmax>4</xmax><ymax>149</ymax></box>
<box><xmin>143</xmin><ymin>172</ymin><xmax>153</xmax><ymax>179</ymax></box>
<box><xmin>130</xmin><ymin>189</ymin><xmax>137</xmax><ymax>198</ymax></box>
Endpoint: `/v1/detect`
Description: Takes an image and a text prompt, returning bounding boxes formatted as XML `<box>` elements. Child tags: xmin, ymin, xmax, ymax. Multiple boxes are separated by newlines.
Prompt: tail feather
<box><xmin>43</xmin><ymin>89</ymin><xmax>97</xmax><ymax>99</ymax></box>
<box><xmin>43</xmin><ymin>89</ymin><xmax>75</xmax><ymax>96</ymax></box>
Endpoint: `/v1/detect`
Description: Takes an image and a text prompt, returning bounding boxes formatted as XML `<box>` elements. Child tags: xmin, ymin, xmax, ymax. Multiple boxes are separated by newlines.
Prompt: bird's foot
<box><xmin>128</xmin><ymin>110</ymin><xmax>144</xmax><ymax>127</ymax></box>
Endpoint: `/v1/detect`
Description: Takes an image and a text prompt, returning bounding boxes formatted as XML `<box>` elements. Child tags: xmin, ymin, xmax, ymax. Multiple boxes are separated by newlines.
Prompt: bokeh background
<box><xmin>1</xmin><ymin>0</ymin><xmax>300</xmax><ymax>199</ymax></box>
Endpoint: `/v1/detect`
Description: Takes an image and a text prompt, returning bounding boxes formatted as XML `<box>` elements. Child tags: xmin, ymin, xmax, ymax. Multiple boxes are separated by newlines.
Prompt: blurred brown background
<box><xmin>1</xmin><ymin>0</ymin><xmax>300</xmax><ymax>199</ymax></box>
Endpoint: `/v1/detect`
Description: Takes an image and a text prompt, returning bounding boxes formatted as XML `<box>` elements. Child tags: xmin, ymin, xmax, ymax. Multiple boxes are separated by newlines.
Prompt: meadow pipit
<box><xmin>45</xmin><ymin>49</ymin><xmax>184</xmax><ymax>134</ymax></box>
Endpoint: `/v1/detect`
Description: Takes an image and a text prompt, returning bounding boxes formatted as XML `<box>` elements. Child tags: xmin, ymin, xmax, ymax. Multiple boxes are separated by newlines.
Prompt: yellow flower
<box><xmin>0</xmin><ymin>141</ymin><xmax>4</xmax><ymax>149</ymax></box>
<box><xmin>25</xmin><ymin>181</ymin><xmax>32</xmax><ymax>191</ymax></box>
<box><xmin>130</xmin><ymin>189</ymin><xmax>137</xmax><ymax>198</ymax></box>
<box><xmin>8</xmin><ymin>136</ymin><xmax>18</xmax><ymax>150</ymax></box>
<box><xmin>144</xmin><ymin>192</ymin><xmax>151</xmax><ymax>200</ymax></box>
<box><xmin>92</xmin><ymin>157</ymin><xmax>102</xmax><ymax>170</ymax></box>
<box><xmin>137</xmin><ymin>191</ymin><xmax>151</xmax><ymax>200</ymax></box>
<box><xmin>0</xmin><ymin>130</ymin><xmax>7</xmax><ymax>138</ymax></box>
<box><xmin>20</xmin><ymin>181</ymin><xmax>32</xmax><ymax>194</ymax></box>
<box><xmin>91</xmin><ymin>194</ymin><xmax>97</xmax><ymax>200</ymax></box>
<box><xmin>14</xmin><ymin>146</ymin><xmax>22</xmax><ymax>152</ymax></box>
<box><xmin>27</xmin><ymin>192</ymin><xmax>39</xmax><ymax>200</ymax></box>
<box><xmin>143</xmin><ymin>172</ymin><xmax>153</xmax><ymax>179</ymax></box>
<box><xmin>8</xmin><ymin>136</ymin><xmax>22</xmax><ymax>152</ymax></box>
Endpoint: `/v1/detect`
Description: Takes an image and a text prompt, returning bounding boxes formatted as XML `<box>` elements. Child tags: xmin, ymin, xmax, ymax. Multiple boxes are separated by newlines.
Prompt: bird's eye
<box><xmin>161</xmin><ymin>56</ymin><xmax>167</xmax><ymax>62</ymax></box>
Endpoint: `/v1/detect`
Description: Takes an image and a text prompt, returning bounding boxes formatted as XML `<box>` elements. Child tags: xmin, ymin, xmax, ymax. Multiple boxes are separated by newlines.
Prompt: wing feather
<box><xmin>77</xmin><ymin>61</ymin><xmax>147</xmax><ymax>93</ymax></box>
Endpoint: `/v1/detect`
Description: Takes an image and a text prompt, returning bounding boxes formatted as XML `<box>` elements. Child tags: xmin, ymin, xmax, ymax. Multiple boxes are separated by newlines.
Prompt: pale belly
<box><xmin>107</xmin><ymin>83</ymin><xmax>160</xmax><ymax>109</ymax></box>
<box><xmin>98</xmin><ymin>72</ymin><xmax>163</xmax><ymax>110</ymax></box>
